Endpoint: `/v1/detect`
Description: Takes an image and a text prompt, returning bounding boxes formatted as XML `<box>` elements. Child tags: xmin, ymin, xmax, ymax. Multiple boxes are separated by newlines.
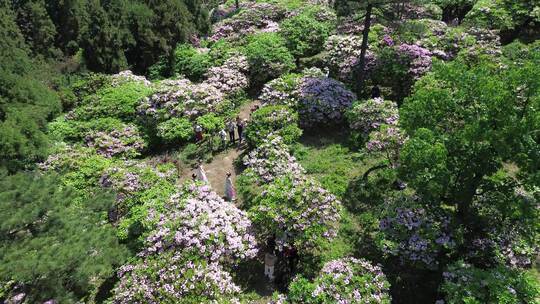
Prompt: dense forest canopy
<box><xmin>1</xmin><ymin>0</ymin><xmax>539</xmax><ymax>303</ymax></box>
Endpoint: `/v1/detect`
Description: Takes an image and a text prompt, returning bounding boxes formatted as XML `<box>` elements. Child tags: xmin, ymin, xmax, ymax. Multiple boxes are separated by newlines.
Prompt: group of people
<box><xmin>191</xmin><ymin>163</ymin><xmax>236</xmax><ymax>202</ymax></box>
<box><xmin>194</xmin><ymin>116</ymin><xmax>248</xmax><ymax>148</ymax></box>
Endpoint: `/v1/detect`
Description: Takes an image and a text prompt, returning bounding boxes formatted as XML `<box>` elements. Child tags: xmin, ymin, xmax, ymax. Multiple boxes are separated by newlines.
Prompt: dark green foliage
<box><xmin>80</xmin><ymin>0</ymin><xmax>131</xmax><ymax>73</ymax></box>
<box><xmin>0</xmin><ymin>172</ymin><xmax>127</xmax><ymax>303</ymax></box>
<box><xmin>15</xmin><ymin>0</ymin><xmax>60</xmax><ymax>58</ymax></box>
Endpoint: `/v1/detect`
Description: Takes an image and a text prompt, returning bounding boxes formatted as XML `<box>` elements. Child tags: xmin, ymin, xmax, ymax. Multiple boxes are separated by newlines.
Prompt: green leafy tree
<box><xmin>0</xmin><ymin>3</ymin><xmax>61</xmax><ymax>172</ymax></box>
<box><xmin>0</xmin><ymin>172</ymin><xmax>128</xmax><ymax>303</ymax></box>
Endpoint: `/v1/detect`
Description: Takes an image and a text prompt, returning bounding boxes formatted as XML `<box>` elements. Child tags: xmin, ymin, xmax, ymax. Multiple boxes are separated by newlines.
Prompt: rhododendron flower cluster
<box><xmin>396</xmin><ymin>43</ymin><xmax>433</xmax><ymax>79</ymax></box>
<box><xmin>142</xmin><ymin>183</ymin><xmax>258</xmax><ymax>262</ymax></box>
<box><xmin>210</xmin><ymin>2</ymin><xmax>286</xmax><ymax>41</ymax></box>
<box><xmin>202</xmin><ymin>55</ymin><xmax>249</xmax><ymax>95</ymax></box>
<box><xmin>324</xmin><ymin>35</ymin><xmax>376</xmax><ymax>82</ymax></box>
<box><xmin>111</xmin><ymin>70</ymin><xmax>151</xmax><ymax>87</ymax></box>
<box><xmin>347</xmin><ymin>98</ymin><xmax>399</xmax><ymax>135</ymax></box>
<box><xmin>378</xmin><ymin>199</ymin><xmax>456</xmax><ymax>269</ymax></box>
<box><xmin>258</xmin><ymin>68</ymin><xmax>325</xmax><ymax>108</ymax></box>
<box><xmin>84</xmin><ymin>124</ymin><xmax>146</xmax><ymax>158</ymax></box>
<box><xmin>296</xmin><ymin>76</ymin><xmax>356</xmax><ymax>127</ymax></box>
<box><xmin>251</xmin><ymin>174</ymin><xmax>342</xmax><ymax>250</ymax></box>
<box><xmin>366</xmin><ymin>124</ymin><xmax>408</xmax><ymax>168</ymax></box>
<box><xmin>138</xmin><ymin>78</ymin><xmax>225</xmax><ymax>121</ymax></box>
<box><xmin>243</xmin><ymin>136</ymin><xmax>305</xmax><ymax>184</ymax></box>
<box><xmin>112</xmin><ymin>251</ymin><xmax>241</xmax><ymax>303</ymax></box>
<box><xmin>309</xmin><ymin>257</ymin><xmax>392</xmax><ymax>303</ymax></box>
<box><xmin>243</xmin><ymin>136</ymin><xmax>341</xmax><ymax>250</ymax></box>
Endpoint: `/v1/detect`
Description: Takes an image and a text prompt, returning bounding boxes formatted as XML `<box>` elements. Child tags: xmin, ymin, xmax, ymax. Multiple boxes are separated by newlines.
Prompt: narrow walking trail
<box><xmin>199</xmin><ymin>100</ymin><xmax>259</xmax><ymax>198</ymax></box>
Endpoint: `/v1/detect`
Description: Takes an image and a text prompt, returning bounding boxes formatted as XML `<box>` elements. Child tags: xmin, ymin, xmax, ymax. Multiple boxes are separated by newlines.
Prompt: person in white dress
<box><xmin>196</xmin><ymin>163</ymin><xmax>209</xmax><ymax>184</ymax></box>
<box><xmin>224</xmin><ymin>172</ymin><xmax>236</xmax><ymax>202</ymax></box>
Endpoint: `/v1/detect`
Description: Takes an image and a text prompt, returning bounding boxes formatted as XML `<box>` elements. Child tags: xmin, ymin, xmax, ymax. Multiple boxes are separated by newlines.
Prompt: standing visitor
<box><xmin>227</xmin><ymin>120</ymin><xmax>236</xmax><ymax>144</ymax></box>
<box><xmin>219</xmin><ymin>128</ymin><xmax>227</xmax><ymax>149</ymax></box>
<box><xmin>224</xmin><ymin>172</ymin><xmax>236</xmax><ymax>202</ymax></box>
<box><xmin>196</xmin><ymin>163</ymin><xmax>209</xmax><ymax>185</ymax></box>
<box><xmin>264</xmin><ymin>250</ymin><xmax>277</xmax><ymax>281</ymax></box>
<box><xmin>236</xmin><ymin>117</ymin><xmax>245</xmax><ymax>144</ymax></box>
<box><xmin>194</xmin><ymin>124</ymin><xmax>203</xmax><ymax>142</ymax></box>
<box><xmin>371</xmin><ymin>85</ymin><xmax>381</xmax><ymax>99</ymax></box>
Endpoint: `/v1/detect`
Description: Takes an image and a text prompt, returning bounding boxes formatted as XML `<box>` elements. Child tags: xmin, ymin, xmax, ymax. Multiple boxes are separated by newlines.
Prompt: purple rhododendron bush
<box><xmin>2</xmin><ymin>0</ymin><xmax>539</xmax><ymax>303</ymax></box>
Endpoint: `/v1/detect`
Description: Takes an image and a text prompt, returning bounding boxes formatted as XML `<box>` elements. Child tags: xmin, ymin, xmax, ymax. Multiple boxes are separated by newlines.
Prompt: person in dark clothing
<box><xmin>236</xmin><ymin>117</ymin><xmax>245</xmax><ymax>144</ymax></box>
<box><xmin>267</xmin><ymin>235</ymin><xmax>276</xmax><ymax>254</ymax></box>
<box><xmin>371</xmin><ymin>85</ymin><xmax>381</xmax><ymax>98</ymax></box>
<box><xmin>227</xmin><ymin>120</ymin><xmax>236</xmax><ymax>144</ymax></box>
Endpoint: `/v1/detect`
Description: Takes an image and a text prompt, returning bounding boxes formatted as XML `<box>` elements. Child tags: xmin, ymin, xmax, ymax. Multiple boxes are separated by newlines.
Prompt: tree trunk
<box><xmin>354</xmin><ymin>4</ymin><xmax>373</xmax><ymax>96</ymax></box>
<box><xmin>235</xmin><ymin>0</ymin><xmax>239</xmax><ymax>9</ymax></box>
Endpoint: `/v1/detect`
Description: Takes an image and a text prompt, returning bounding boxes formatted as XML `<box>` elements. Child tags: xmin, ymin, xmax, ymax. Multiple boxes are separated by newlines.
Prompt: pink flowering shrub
<box><xmin>84</xmin><ymin>124</ymin><xmax>146</xmax><ymax>158</ymax></box>
<box><xmin>202</xmin><ymin>55</ymin><xmax>249</xmax><ymax>95</ymax></box>
<box><xmin>258</xmin><ymin>68</ymin><xmax>327</xmax><ymax>107</ymax></box>
<box><xmin>377</xmin><ymin>196</ymin><xmax>457</xmax><ymax>270</ymax></box>
<box><xmin>347</xmin><ymin>98</ymin><xmax>399</xmax><ymax>135</ymax></box>
<box><xmin>112</xmin><ymin>251</ymin><xmax>241</xmax><ymax>303</ymax></box>
<box><xmin>210</xmin><ymin>2</ymin><xmax>287</xmax><ymax>42</ymax></box>
<box><xmin>296</xmin><ymin>76</ymin><xmax>356</xmax><ymax>127</ymax></box>
<box><xmin>99</xmin><ymin>161</ymin><xmax>179</xmax><ymax>239</ymax></box>
<box><xmin>287</xmin><ymin>257</ymin><xmax>391</xmax><ymax>303</ymax></box>
<box><xmin>324</xmin><ymin>35</ymin><xmax>376</xmax><ymax>83</ymax></box>
<box><xmin>366</xmin><ymin>124</ymin><xmax>409</xmax><ymax>168</ymax></box>
<box><xmin>250</xmin><ymin>174</ymin><xmax>342</xmax><ymax>251</ymax></box>
<box><xmin>142</xmin><ymin>183</ymin><xmax>258</xmax><ymax>262</ymax></box>
<box><xmin>242</xmin><ymin>136</ymin><xmax>305</xmax><ymax>184</ymax></box>
<box><xmin>138</xmin><ymin>78</ymin><xmax>225</xmax><ymax>121</ymax></box>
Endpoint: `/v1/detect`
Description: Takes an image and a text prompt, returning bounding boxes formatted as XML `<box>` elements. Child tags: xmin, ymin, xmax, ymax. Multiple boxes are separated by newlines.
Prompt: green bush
<box><xmin>244</xmin><ymin>33</ymin><xmax>296</xmax><ymax>85</ymax></box>
<box><xmin>245</xmin><ymin>105</ymin><xmax>302</xmax><ymax>147</ymax></box>
<box><xmin>156</xmin><ymin>117</ymin><xmax>193</xmax><ymax>144</ymax></box>
<box><xmin>48</xmin><ymin>117</ymin><xmax>128</xmax><ymax>142</ymax></box>
<box><xmin>73</xmin><ymin>82</ymin><xmax>153</xmax><ymax>121</ymax></box>
<box><xmin>196</xmin><ymin>113</ymin><xmax>225</xmax><ymax>135</ymax></box>
<box><xmin>174</xmin><ymin>44</ymin><xmax>212</xmax><ymax>81</ymax></box>
<box><xmin>280</xmin><ymin>10</ymin><xmax>333</xmax><ymax>58</ymax></box>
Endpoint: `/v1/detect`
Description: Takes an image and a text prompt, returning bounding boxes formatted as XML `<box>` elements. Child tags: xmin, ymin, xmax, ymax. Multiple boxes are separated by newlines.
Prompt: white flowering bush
<box><xmin>287</xmin><ymin>258</ymin><xmax>391</xmax><ymax>303</ymax></box>
<box><xmin>112</xmin><ymin>251</ymin><xmax>241</xmax><ymax>303</ymax></box>
<box><xmin>84</xmin><ymin>124</ymin><xmax>146</xmax><ymax>158</ymax></box>
<box><xmin>296</xmin><ymin>76</ymin><xmax>356</xmax><ymax>127</ymax></box>
<box><xmin>141</xmin><ymin>183</ymin><xmax>258</xmax><ymax>262</ymax></box>
<box><xmin>249</xmin><ymin>174</ymin><xmax>342</xmax><ymax>251</ymax></box>
<box><xmin>259</xmin><ymin>74</ymin><xmax>300</xmax><ymax>107</ymax></box>
<box><xmin>111</xmin><ymin>70</ymin><xmax>151</xmax><ymax>87</ymax></box>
